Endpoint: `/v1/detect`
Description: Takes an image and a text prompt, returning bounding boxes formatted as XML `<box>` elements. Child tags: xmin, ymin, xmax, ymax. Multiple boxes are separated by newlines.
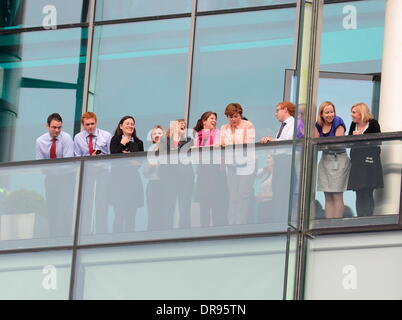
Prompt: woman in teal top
<box><xmin>314</xmin><ymin>101</ymin><xmax>351</xmax><ymax>219</ymax></box>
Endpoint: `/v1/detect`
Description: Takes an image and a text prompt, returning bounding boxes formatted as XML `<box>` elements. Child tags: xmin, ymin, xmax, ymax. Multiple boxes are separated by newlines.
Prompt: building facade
<box><xmin>0</xmin><ymin>0</ymin><xmax>402</xmax><ymax>299</ymax></box>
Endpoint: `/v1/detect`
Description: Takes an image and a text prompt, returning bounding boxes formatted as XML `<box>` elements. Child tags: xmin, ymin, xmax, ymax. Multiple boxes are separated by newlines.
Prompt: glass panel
<box><xmin>74</xmin><ymin>236</ymin><xmax>287</xmax><ymax>299</ymax></box>
<box><xmin>0</xmin><ymin>0</ymin><xmax>88</xmax><ymax>30</ymax></box>
<box><xmin>289</xmin><ymin>142</ymin><xmax>303</xmax><ymax>228</ymax></box>
<box><xmin>78</xmin><ymin>143</ymin><xmax>297</xmax><ymax>245</ymax></box>
<box><xmin>285</xmin><ymin>231</ymin><xmax>298</xmax><ymax>300</ymax></box>
<box><xmin>320</xmin><ymin>0</ymin><xmax>385</xmax><ymax>73</ymax></box>
<box><xmin>310</xmin><ymin>138</ymin><xmax>402</xmax><ymax>229</ymax></box>
<box><xmin>198</xmin><ymin>0</ymin><xmax>296</xmax><ymax>11</ymax></box>
<box><xmin>0</xmin><ymin>250</ymin><xmax>72</xmax><ymax>300</ymax></box>
<box><xmin>189</xmin><ymin>8</ymin><xmax>297</xmax><ymax>140</ymax></box>
<box><xmin>95</xmin><ymin>0</ymin><xmax>191</xmax><ymax>21</ymax></box>
<box><xmin>0</xmin><ymin>161</ymin><xmax>80</xmax><ymax>250</ymax></box>
<box><xmin>89</xmin><ymin>19</ymin><xmax>190</xmax><ymax>150</ymax></box>
<box><xmin>317</xmin><ymin>75</ymin><xmax>376</xmax><ymax>127</ymax></box>
<box><xmin>0</xmin><ymin>28</ymin><xmax>88</xmax><ymax>162</ymax></box>
<box><xmin>305</xmin><ymin>231</ymin><xmax>402</xmax><ymax>299</ymax></box>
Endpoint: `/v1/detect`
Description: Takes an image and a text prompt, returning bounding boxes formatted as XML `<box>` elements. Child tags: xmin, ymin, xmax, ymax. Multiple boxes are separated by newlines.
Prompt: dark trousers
<box><xmin>355</xmin><ymin>188</ymin><xmax>375</xmax><ymax>217</ymax></box>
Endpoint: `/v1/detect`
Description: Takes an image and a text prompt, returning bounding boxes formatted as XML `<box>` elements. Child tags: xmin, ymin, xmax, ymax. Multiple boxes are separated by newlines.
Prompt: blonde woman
<box><xmin>144</xmin><ymin>125</ymin><xmax>166</xmax><ymax>230</ymax></box>
<box><xmin>314</xmin><ymin>101</ymin><xmax>350</xmax><ymax>219</ymax></box>
<box><xmin>347</xmin><ymin>102</ymin><xmax>383</xmax><ymax>217</ymax></box>
<box><xmin>159</xmin><ymin>119</ymin><xmax>194</xmax><ymax>229</ymax></box>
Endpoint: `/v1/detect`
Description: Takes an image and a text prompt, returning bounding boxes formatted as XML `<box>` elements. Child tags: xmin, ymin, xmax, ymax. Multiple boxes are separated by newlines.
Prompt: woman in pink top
<box><xmin>193</xmin><ymin>111</ymin><xmax>228</xmax><ymax>227</ymax></box>
<box><xmin>194</xmin><ymin>111</ymin><xmax>221</xmax><ymax>147</ymax></box>
<box><xmin>220</xmin><ymin>103</ymin><xmax>255</xmax><ymax>146</ymax></box>
<box><xmin>220</xmin><ymin>103</ymin><xmax>256</xmax><ymax>225</ymax></box>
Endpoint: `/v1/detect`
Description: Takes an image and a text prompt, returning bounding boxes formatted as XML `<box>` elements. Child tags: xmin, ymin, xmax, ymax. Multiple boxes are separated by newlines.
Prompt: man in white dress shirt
<box><xmin>74</xmin><ymin>112</ymin><xmax>112</xmax><ymax>234</ymax></box>
<box><xmin>259</xmin><ymin>102</ymin><xmax>296</xmax><ymax>226</ymax></box>
<box><xmin>73</xmin><ymin>112</ymin><xmax>112</xmax><ymax>157</ymax></box>
<box><xmin>36</xmin><ymin>113</ymin><xmax>74</xmax><ymax>160</ymax></box>
<box><xmin>35</xmin><ymin>113</ymin><xmax>75</xmax><ymax>238</ymax></box>
<box><xmin>260</xmin><ymin>101</ymin><xmax>295</xmax><ymax>143</ymax></box>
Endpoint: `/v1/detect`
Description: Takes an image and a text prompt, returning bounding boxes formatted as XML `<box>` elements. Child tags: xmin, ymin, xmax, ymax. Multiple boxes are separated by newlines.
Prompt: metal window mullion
<box><xmin>80</xmin><ymin>0</ymin><xmax>97</xmax><ymax>125</ymax></box>
<box><xmin>293</xmin><ymin>0</ymin><xmax>324</xmax><ymax>301</ymax></box>
<box><xmin>68</xmin><ymin>160</ymin><xmax>86</xmax><ymax>300</ymax></box>
<box><xmin>183</xmin><ymin>0</ymin><xmax>198</xmax><ymax>125</ymax></box>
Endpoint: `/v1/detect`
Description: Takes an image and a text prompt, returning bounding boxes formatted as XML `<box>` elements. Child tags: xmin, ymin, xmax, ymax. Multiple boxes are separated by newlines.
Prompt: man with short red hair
<box><xmin>74</xmin><ymin>112</ymin><xmax>112</xmax><ymax>234</ymax></box>
<box><xmin>259</xmin><ymin>101</ymin><xmax>296</xmax><ymax>225</ymax></box>
<box><xmin>260</xmin><ymin>101</ymin><xmax>295</xmax><ymax>143</ymax></box>
<box><xmin>73</xmin><ymin>112</ymin><xmax>112</xmax><ymax>156</ymax></box>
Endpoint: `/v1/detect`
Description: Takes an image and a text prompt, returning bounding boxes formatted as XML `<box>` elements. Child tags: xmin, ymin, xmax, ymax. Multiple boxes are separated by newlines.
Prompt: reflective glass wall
<box><xmin>316</xmin><ymin>0</ymin><xmax>385</xmax><ymax>130</ymax></box>
<box><xmin>1</xmin><ymin>0</ymin><xmax>402</xmax><ymax>300</ymax></box>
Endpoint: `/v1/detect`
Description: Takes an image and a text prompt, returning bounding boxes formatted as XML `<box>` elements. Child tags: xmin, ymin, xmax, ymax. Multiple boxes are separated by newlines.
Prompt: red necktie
<box><xmin>50</xmin><ymin>138</ymin><xmax>57</xmax><ymax>159</ymax></box>
<box><xmin>88</xmin><ymin>134</ymin><xmax>94</xmax><ymax>155</ymax></box>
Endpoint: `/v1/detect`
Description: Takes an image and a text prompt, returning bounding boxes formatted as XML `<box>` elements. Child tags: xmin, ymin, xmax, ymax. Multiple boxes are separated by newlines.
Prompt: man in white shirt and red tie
<box><xmin>35</xmin><ymin>113</ymin><xmax>75</xmax><ymax>238</ymax></box>
<box><xmin>73</xmin><ymin>112</ymin><xmax>112</xmax><ymax>157</ymax></box>
<box><xmin>74</xmin><ymin>112</ymin><xmax>112</xmax><ymax>234</ymax></box>
<box><xmin>36</xmin><ymin>113</ymin><xmax>74</xmax><ymax>160</ymax></box>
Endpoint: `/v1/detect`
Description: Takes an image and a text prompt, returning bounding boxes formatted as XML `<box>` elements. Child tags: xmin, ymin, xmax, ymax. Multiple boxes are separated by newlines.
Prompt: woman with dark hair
<box><xmin>193</xmin><ymin>112</ymin><xmax>220</xmax><ymax>147</ymax></box>
<box><xmin>110</xmin><ymin>115</ymin><xmax>144</xmax><ymax>153</ymax></box>
<box><xmin>109</xmin><ymin>116</ymin><xmax>144</xmax><ymax>233</ymax></box>
<box><xmin>193</xmin><ymin>112</ymin><xmax>228</xmax><ymax>227</ymax></box>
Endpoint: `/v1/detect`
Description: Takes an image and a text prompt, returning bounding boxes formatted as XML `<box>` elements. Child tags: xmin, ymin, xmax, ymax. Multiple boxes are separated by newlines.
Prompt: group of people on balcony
<box><xmin>34</xmin><ymin>100</ymin><xmax>382</xmax><ymax>236</ymax></box>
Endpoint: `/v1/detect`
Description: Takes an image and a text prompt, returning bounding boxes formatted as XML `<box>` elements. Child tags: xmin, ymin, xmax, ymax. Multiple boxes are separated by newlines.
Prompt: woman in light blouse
<box><xmin>220</xmin><ymin>103</ymin><xmax>256</xmax><ymax>225</ymax></box>
<box><xmin>220</xmin><ymin>103</ymin><xmax>255</xmax><ymax>147</ymax></box>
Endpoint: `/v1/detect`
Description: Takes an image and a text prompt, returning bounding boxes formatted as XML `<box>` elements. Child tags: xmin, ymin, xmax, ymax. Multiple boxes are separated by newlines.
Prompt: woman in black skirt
<box><xmin>347</xmin><ymin>102</ymin><xmax>383</xmax><ymax>217</ymax></box>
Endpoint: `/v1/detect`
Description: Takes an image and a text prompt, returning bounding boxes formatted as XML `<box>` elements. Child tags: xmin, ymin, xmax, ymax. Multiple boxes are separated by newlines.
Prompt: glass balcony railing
<box><xmin>310</xmin><ymin>133</ymin><xmax>402</xmax><ymax>230</ymax></box>
<box><xmin>0</xmin><ymin>141</ymin><xmax>301</xmax><ymax>250</ymax></box>
<box><xmin>0</xmin><ymin>160</ymin><xmax>81</xmax><ymax>250</ymax></box>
